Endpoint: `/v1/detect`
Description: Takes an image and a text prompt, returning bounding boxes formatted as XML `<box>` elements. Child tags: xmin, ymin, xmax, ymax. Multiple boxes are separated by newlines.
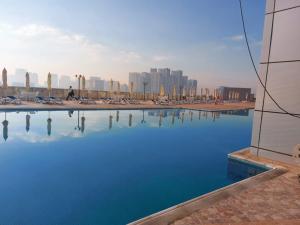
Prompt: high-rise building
<box><xmin>59</xmin><ymin>75</ymin><xmax>72</xmax><ymax>89</ymax></box>
<box><xmin>129</xmin><ymin>68</ymin><xmax>198</xmax><ymax>96</ymax></box>
<box><xmin>121</xmin><ymin>84</ymin><xmax>129</xmax><ymax>92</ymax></box>
<box><xmin>29</xmin><ymin>72</ymin><xmax>39</xmax><ymax>87</ymax></box>
<box><xmin>51</xmin><ymin>74</ymin><xmax>59</xmax><ymax>88</ymax></box>
<box><xmin>88</xmin><ymin>76</ymin><xmax>104</xmax><ymax>91</ymax></box>
<box><xmin>187</xmin><ymin>79</ymin><xmax>198</xmax><ymax>96</ymax></box>
<box><xmin>170</xmin><ymin>70</ymin><xmax>183</xmax><ymax>95</ymax></box>
<box><xmin>129</xmin><ymin>72</ymin><xmax>143</xmax><ymax>93</ymax></box>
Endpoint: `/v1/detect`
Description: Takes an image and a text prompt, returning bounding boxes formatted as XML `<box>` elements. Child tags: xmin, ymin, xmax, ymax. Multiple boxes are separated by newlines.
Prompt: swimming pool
<box><xmin>0</xmin><ymin>109</ymin><xmax>266</xmax><ymax>225</ymax></box>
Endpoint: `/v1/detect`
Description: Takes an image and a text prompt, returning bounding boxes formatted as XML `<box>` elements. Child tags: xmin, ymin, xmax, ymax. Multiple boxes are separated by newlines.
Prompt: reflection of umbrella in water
<box><xmin>47</xmin><ymin>112</ymin><xmax>52</xmax><ymax>136</ymax></box>
<box><xmin>47</xmin><ymin>118</ymin><xmax>52</xmax><ymax>136</ymax></box>
<box><xmin>141</xmin><ymin>110</ymin><xmax>146</xmax><ymax>124</ymax></box>
<box><xmin>26</xmin><ymin>114</ymin><xmax>31</xmax><ymax>132</ymax></box>
<box><xmin>81</xmin><ymin>116</ymin><xmax>85</xmax><ymax>133</ymax></box>
<box><xmin>116</xmin><ymin>111</ymin><xmax>119</xmax><ymax>122</ymax></box>
<box><xmin>181</xmin><ymin>112</ymin><xmax>184</xmax><ymax>124</ymax></box>
<box><xmin>2</xmin><ymin>113</ymin><xmax>8</xmax><ymax>141</ymax></box>
<box><xmin>159</xmin><ymin>112</ymin><xmax>163</xmax><ymax>127</ymax></box>
<box><xmin>129</xmin><ymin>114</ymin><xmax>132</xmax><ymax>127</ymax></box>
<box><xmin>199</xmin><ymin>111</ymin><xmax>201</xmax><ymax>120</ymax></box>
<box><xmin>190</xmin><ymin>111</ymin><xmax>193</xmax><ymax>121</ymax></box>
<box><xmin>109</xmin><ymin>115</ymin><xmax>113</xmax><ymax>129</ymax></box>
<box><xmin>171</xmin><ymin>112</ymin><xmax>175</xmax><ymax>125</ymax></box>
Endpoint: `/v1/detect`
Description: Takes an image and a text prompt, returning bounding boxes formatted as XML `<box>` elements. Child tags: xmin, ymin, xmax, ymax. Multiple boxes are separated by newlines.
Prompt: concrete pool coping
<box><xmin>127</xmin><ymin>148</ymin><xmax>288</xmax><ymax>225</ymax></box>
<box><xmin>0</xmin><ymin>102</ymin><xmax>255</xmax><ymax>112</ymax></box>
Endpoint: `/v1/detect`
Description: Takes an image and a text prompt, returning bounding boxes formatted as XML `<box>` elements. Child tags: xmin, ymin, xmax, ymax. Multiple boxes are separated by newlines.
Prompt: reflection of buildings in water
<box><xmin>116</xmin><ymin>111</ymin><xmax>119</xmax><ymax>122</ymax></box>
<box><xmin>26</xmin><ymin>114</ymin><xmax>30</xmax><ymax>132</ymax></box>
<box><xmin>171</xmin><ymin>112</ymin><xmax>175</xmax><ymax>125</ymax></box>
<box><xmin>47</xmin><ymin>118</ymin><xmax>52</xmax><ymax>136</ymax></box>
<box><xmin>2</xmin><ymin>113</ymin><xmax>8</xmax><ymax>141</ymax></box>
<box><xmin>147</xmin><ymin>109</ymin><xmax>183</xmax><ymax>118</ymax></box>
<box><xmin>199</xmin><ymin>111</ymin><xmax>201</xmax><ymax>120</ymax></box>
<box><xmin>129</xmin><ymin>114</ymin><xmax>132</xmax><ymax>127</ymax></box>
<box><xmin>220</xmin><ymin>109</ymin><xmax>249</xmax><ymax>116</ymax></box>
<box><xmin>109</xmin><ymin>115</ymin><xmax>113</xmax><ymax>129</ymax></box>
<box><xmin>181</xmin><ymin>112</ymin><xmax>184</xmax><ymax>124</ymax></box>
<box><xmin>211</xmin><ymin>111</ymin><xmax>221</xmax><ymax>122</ymax></box>
<box><xmin>227</xmin><ymin>158</ymin><xmax>267</xmax><ymax>182</ymax></box>
<box><xmin>205</xmin><ymin>111</ymin><xmax>208</xmax><ymax>119</ymax></box>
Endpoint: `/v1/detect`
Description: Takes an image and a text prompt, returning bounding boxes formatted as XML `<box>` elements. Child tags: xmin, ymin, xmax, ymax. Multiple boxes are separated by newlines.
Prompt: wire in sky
<box><xmin>238</xmin><ymin>0</ymin><xmax>300</xmax><ymax>118</ymax></box>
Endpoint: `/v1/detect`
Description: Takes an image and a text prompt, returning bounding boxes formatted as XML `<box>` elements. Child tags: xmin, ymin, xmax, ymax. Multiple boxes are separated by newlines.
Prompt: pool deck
<box><xmin>128</xmin><ymin>149</ymin><xmax>300</xmax><ymax>225</ymax></box>
<box><xmin>0</xmin><ymin>101</ymin><xmax>255</xmax><ymax>111</ymax></box>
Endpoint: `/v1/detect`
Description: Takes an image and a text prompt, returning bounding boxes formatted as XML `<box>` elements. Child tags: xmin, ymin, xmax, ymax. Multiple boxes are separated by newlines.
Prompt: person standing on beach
<box><xmin>66</xmin><ymin>86</ymin><xmax>75</xmax><ymax>100</ymax></box>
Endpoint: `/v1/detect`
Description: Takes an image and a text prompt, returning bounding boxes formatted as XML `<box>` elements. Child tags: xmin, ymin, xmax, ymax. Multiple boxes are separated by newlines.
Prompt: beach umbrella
<box><xmin>129</xmin><ymin>82</ymin><xmax>133</xmax><ymax>95</ymax></box>
<box><xmin>110</xmin><ymin>79</ymin><xmax>113</xmax><ymax>92</ymax></box>
<box><xmin>25</xmin><ymin>72</ymin><xmax>30</xmax><ymax>90</ymax></box>
<box><xmin>2</xmin><ymin>113</ymin><xmax>8</xmax><ymax>141</ymax></box>
<box><xmin>159</xmin><ymin>85</ymin><xmax>165</xmax><ymax>97</ymax></box>
<box><xmin>82</xmin><ymin>76</ymin><xmax>86</xmax><ymax>90</ymax></box>
<box><xmin>47</xmin><ymin>72</ymin><xmax>52</xmax><ymax>97</ymax></box>
<box><xmin>117</xmin><ymin>82</ymin><xmax>120</xmax><ymax>94</ymax></box>
<box><xmin>172</xmin><ymin>85</ymin><xmax>176</xmax><ymax>99</ymax></box>
<box><xmin>26</xmin><ymin>114</ymin><xmax>30</xmax><ymax>132</ymax></box>
<box><xmin>2</xmin><ymin>68</ymin><xmax>8</xmax><ymax>89</ymax></box>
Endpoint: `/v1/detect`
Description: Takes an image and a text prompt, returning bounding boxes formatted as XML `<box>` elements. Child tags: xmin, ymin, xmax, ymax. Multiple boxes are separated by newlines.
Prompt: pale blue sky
<box><xmin>0</xmin><ymin>0</ymin><xmax>266</xmax><ymax>89</ymax></box>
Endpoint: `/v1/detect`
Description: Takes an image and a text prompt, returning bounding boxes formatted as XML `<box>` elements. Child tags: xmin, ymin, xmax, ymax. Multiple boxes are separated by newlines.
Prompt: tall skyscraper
<box><xmin>129</xmin><ymin>68</ymin><xmax>198</xmax><ymax>96</ymax></box>
<box><xmin>51</xmin><ymin>74</ymin><xmax>59</xmax><ymax>88</ymax></box>
<box><xmin>59</xmin><ymin>75</ymin><xmax>72</xmax><ymax>89</ymax></box>
<box><xmin>29</xmin><ymin>72</ymin><xmax>39</xmax><ymax>87</ymax></box>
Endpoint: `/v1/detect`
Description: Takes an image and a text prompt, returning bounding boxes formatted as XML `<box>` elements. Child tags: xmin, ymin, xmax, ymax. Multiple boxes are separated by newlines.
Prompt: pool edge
<box><xmin>127</xmin><ymin>148</ymin><xmax>287</xmax><ymax>225</ymax></box>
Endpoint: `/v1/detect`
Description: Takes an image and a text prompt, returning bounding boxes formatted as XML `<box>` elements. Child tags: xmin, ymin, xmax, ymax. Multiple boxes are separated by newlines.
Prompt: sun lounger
<box><xmin>35</xmin><ymin>96</ymin><xmax>49</xmax><ymax>104</ymax></box>
<box><xmin>4</xmin><ymin>96</ymin><xmax>22</xmax><ymax>105</ymax></box>
<box><xmin>78</xmin><ymin>97</ymin><xmax>96</xmax><ymax>104</ymax></box>
<box><xmin>48</xmin><ymin>97</ymin><xmax>64</xmax><ymax>105</ymax></box>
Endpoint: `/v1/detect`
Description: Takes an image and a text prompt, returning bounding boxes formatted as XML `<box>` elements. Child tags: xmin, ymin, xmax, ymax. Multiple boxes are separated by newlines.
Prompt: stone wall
<box><xmin>0</xmin><ymin>86</ymin><xmax>164</xmax><ymax>100</ymax></box>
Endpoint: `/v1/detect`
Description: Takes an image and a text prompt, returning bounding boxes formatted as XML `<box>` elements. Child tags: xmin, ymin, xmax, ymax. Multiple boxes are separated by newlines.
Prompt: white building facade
<box><xmin>250</xmin><ymin>0</ymin><xmax>300</xmax><ymax>164</ymax></box>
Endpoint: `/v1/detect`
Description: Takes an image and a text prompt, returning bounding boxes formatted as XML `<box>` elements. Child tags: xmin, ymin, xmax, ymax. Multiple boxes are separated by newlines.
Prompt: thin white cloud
<box><xmin>226</xmin><ymin>34</ymin><xmax>244</xmax><ymax>41</ymax></box>
<box><xmin>0</xmin><ymin>23</ymin><xmax>143</xmax><ymax>83</ymax></box>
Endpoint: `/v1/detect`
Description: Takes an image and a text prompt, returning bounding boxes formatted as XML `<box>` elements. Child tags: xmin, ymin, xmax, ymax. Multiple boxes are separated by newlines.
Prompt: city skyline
<box><xmin>0</xmin><ymin>0</ymin><xmax>265</xmax><ymax>90</ymax></box>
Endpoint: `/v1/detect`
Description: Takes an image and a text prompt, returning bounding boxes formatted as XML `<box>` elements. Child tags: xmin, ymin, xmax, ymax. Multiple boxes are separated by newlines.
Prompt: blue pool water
<box><xmin>0</xmin><ymin>109</ymin><xmax>266</xmax><ymax>225</ymax></box>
